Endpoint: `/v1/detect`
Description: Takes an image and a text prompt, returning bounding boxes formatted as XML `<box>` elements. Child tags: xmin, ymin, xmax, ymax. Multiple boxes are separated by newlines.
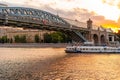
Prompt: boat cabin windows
<box><xmin>79</xmin><ymin>47</ymin><xmax>102</xmax><ymax>51</ymax></box>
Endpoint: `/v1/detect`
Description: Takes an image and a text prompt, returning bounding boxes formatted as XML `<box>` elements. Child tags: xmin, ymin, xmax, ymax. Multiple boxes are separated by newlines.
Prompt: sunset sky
<box><xmin>0</xmin><ymin>0</ymin><xmax>120</xmax><ymax>32</ymax></box>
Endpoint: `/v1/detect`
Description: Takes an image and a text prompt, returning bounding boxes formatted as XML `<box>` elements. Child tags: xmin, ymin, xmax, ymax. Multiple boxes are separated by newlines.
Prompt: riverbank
<box><xmin>0</xmin><ymin>43</ymin><xmax>68</xmax><ymax>48</ymax></box>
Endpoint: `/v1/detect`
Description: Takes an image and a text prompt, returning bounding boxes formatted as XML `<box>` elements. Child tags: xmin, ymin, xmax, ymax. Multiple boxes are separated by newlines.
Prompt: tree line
<box><xmin>43</xmin><ymin>32</ymin><xmax>71</xmax><ymax>43</ymax></box>
<box><xmin>0</xmin><ymin>31</ymin><xmax>72</xmax><ymax>43</ymax></box>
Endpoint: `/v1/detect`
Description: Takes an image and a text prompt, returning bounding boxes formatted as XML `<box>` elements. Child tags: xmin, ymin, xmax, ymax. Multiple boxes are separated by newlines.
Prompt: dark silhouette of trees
<box><xmin>0</xmin><ymin>36</ymin><xmax>8</xmax><ymax>43</ymax></box>
<box><xmin>14</xmin><ymin>35</ymin><xmax>26</xmax><ymax>43</ymax></box>
<box><xmin>0</xmin><ymin>32</ymin><xmax>72</xmax><ymax>43</ymax></box>
<box><xmin>44</xmin><ymin>33</ymin><xmax>52</xmax><ymax>43</ymax></box>
<box><xmin>43</xmin><ymin>32</ymin><xmax>72</xmax><ymax>43</ymax></box>
<box><xmin>34</xmin><ymin>34</ymin><xmax>40</xmax><ymax>43</ymax></box>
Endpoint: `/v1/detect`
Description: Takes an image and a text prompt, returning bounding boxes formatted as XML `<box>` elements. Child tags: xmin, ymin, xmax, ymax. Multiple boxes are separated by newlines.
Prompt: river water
<box><xmin>0</xmin><ymin>48</ymin><xmax>120</xmax><ymax>80</ymax></box>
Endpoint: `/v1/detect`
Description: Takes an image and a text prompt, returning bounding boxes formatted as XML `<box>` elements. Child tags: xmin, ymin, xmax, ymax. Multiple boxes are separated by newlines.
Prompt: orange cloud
<box><xmin>91</xmin><ymin>15</ymin><xmax>120</xmax><ymax>33</ymax></box>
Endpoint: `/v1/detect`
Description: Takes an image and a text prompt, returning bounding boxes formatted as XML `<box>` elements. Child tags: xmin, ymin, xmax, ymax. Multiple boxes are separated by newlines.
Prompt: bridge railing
<box><xmin>0</xmin><ymin>6</ymin><xmax>71</xmax><ymax>29</ymax></box>
<box><xmin>0</xmin><ymin>12</ymin><xmax>70</xmax><ymax>30</ymax></box>
<box><xmin>0</xmin><ymin>13</ymin><xmax>6</xmax><ymax>19</ymax></box>
<box><xmin>70</xmin><ymin>25</ymin><xmax>88</xmax><ymax>31</ymax></box>
<box><xmin>0</xmin><ymin>12</ymin><xmax>87</xmax><ymax>31</ymax></box>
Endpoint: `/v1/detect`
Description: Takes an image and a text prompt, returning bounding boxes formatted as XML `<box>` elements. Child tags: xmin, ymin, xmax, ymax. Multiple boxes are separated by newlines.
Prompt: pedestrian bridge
<box><xmin>0</xmin><ymin>7</ymin><xmax>71</xmax><ymax>29</ymax></box>
<box><xmin>0</xmin><ymin>7</ymin><xmax>116</xmax><ymax>45</ymax></box>
<box><xmin>0</xmin><ymin>7</ymin><xmax>88</xmax><ymax>42</ymax></box>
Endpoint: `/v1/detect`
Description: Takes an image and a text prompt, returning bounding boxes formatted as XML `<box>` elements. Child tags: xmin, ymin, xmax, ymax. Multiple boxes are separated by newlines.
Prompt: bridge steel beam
<box><xmin>0</xmin><ymin>7</ymin><xmax>71</xmax><ymax>30</ymax></box>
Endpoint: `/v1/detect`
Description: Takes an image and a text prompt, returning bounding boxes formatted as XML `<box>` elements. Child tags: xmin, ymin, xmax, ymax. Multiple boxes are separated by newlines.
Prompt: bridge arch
<box><xmin>0</xmin><ymin>7</ymin><xmax>70</xmax><ymax>27</ymax></box>
<box><xmin>93</xmin><ymin>34</ymin><xmax>99</xmax><ymax>45</ymax></box>
<box><xmin>100</xmin><ymin>35</ymin><xmax>106</xmax><ymax>45</ymax></box>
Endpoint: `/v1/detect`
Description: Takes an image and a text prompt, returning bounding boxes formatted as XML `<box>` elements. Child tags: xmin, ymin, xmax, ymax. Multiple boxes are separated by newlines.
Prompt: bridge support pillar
<box><xmin>86</xmin><ymin>31</ymin><xmax>92</xmax><ymax>42</ymax></box>
<box><xmin>111</xmin><ymin>36</ymin><xmax>115</xmax><ymax>42</ymax></box>
<box><xmin>98</xmin><ymin>36</ymin><xmax>101</xmax><ymax>45</ymax></box>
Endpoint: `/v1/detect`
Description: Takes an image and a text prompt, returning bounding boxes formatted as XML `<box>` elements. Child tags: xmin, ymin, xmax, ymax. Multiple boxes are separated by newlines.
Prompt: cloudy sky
<box><xmin>0</xmin><ymin>0</ymin><xmax>120</xmax><ymax>32</ymax></box>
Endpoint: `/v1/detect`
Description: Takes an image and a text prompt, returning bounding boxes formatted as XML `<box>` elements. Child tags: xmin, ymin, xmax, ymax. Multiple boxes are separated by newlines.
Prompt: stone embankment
<box><xmin>0</xmin><ymin>43</ymin><xmax>69</xmax><ymax>48</ymax></box>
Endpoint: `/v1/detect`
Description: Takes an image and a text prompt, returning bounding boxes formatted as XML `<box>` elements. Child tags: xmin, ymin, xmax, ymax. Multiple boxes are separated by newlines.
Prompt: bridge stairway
<box><xmin>64</xmin><ymin>30</ymin><xmax>88</xmax><ymax>42</ymax></box>
<box><xmin>73</xmin><ymin>30</ymin><xmax>88</xmax><ymax>42</ymax></box>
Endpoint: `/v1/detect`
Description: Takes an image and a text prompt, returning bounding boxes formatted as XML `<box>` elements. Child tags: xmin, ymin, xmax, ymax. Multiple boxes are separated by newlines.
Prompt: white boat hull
<box><xmin>65</xmin><ymin>46</ymin><xmax>120</xmax><ymax>53</ymax></box>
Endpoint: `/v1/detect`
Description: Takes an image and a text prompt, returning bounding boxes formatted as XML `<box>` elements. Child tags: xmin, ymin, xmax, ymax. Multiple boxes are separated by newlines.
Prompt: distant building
<box><xmin>0</xmin><ymin>26</ymin><xmax>53</xmax><ymax>43</ymax></box>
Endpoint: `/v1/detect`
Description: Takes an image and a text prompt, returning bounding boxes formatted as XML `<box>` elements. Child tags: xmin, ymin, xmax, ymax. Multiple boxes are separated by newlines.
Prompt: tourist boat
<box><xmin>65</xmin><ymin>42</ymin><xmax>120</xmax><ymax>53</ymax></box>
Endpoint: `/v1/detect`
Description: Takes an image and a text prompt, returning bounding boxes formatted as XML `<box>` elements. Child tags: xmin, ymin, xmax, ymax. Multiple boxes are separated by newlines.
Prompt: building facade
<box><xmin>64</xmin><ymin>18</ymin><xmax>118</xmax><ymax>46</ymax></box>
<box><xmin>0</xmin><ymin>26</ymin><xmax>53</xmax><ymax>43</ymax></box>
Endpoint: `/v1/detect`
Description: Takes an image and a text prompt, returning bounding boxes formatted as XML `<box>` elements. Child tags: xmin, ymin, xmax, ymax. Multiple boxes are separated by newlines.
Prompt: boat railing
<box><xmin>109</xmin><ymin>41</ymin><xmax>120</xmax><ymax>47</ymax></box>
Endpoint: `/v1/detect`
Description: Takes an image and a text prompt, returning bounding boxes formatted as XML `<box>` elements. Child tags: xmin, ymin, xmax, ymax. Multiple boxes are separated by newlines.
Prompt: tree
<box><xmin>43</xmin><ymin>32</ymin><xmax>72</xmax><ymax>43</ymax></box>
<box><xmin>14</xmin><ymin>35</ymin><xmax>27</xmax><ymax>43</ymax></box>
<box><xmin>14</xmin><ymin>35</ymin><xmax>20</xmax><ymax>43</ymax></box>
<box><xmin>51</xmin><ymin>32</ymin><xmax>63</xmax><ymax>43</ymax></box>
<box><xmin>34</xmin><ymin>34</ymin><xmax>40</xmax><ymax>43</ymax></box>
<box><xmin>20</xmin><ymin>35</ymin><xmax>26</xmax><ymax>43</ymax></box>
<box><xmin>44</xmin><ymin>33</ymin><xmax>52</xmax><ymax>43</ymax></box>
<box><xmin>1</xmin><ymin>36</ymin><xmax>8</xmax><ymax>43</ymax></box>
<box><xmin>56</xmin><ymin>32</ymin><xmax>71</xmax><ymax>43</ymax></box>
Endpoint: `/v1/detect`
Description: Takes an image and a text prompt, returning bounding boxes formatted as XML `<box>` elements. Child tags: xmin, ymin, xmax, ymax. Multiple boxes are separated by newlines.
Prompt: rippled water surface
<box><xmin>0</xmin><ymin>48</ymin><xmax>120</xmax><ymax>80</ymax></box>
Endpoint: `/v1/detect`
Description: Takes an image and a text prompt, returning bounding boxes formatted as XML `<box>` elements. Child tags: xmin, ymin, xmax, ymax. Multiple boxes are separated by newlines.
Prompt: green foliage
<box><xmin>20</xmin><ymin>35</ymin><xmax>26</xmax><ymax>43</ymax></box>
<box><xmin>1</xmin><ymin>36</ymin><xmax>8</xmax><ymax>43</ymax></box>
<box><xmin>0</xmin><ymin>36</ymin><xmax>14</xmax><ymax>43</ymax></box>
<box><xmin>44</xmin><ymin>33</ymin><xmax>52</xmax><ymax>43</ymax></box>
<box><xmin>51</xmin><ymin>32</ymin><xmax>63</xmax><ymax>43</ymax></box>
<box><xmin>43</xmin><ymin>31</ymin><xmax>72</xmax><ymax>43</ymax></box>
<box><xmin>14</xmin><ymin>35</ymin><xmax>27</xmax><ymax>43</ymax></box>
<box><xmin>14</xmin><ymin>35</ymin><xmax>20</xmax><ymax>43</ymax></box>
<box><xmin>34</xmin><ymin>34</ymin><xmax>40</xmax><ymax>43</ymax></box>
<box><xmin>0</xmin><ymin>32</ymin><xmax>72</xmax><ymax>43</ymax></box>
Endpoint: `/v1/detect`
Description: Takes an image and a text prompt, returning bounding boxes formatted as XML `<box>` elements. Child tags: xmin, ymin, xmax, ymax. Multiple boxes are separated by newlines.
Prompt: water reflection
<box><xmin>47</xmin><ymin>54</ymin><xmax>120</xmax><ymax>80</ymax></box>
<box><xmin>0</xmin><ymin>48</ymin><xmax>120</xmax><ymax>80</ymax></box>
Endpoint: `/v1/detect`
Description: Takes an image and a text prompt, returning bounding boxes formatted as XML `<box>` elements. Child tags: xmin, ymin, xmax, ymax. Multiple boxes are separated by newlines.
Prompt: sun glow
<box><xmin>102</xmin><ymin>24</ymin><xmax>119</xmax><ymax>33</ymax></box>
